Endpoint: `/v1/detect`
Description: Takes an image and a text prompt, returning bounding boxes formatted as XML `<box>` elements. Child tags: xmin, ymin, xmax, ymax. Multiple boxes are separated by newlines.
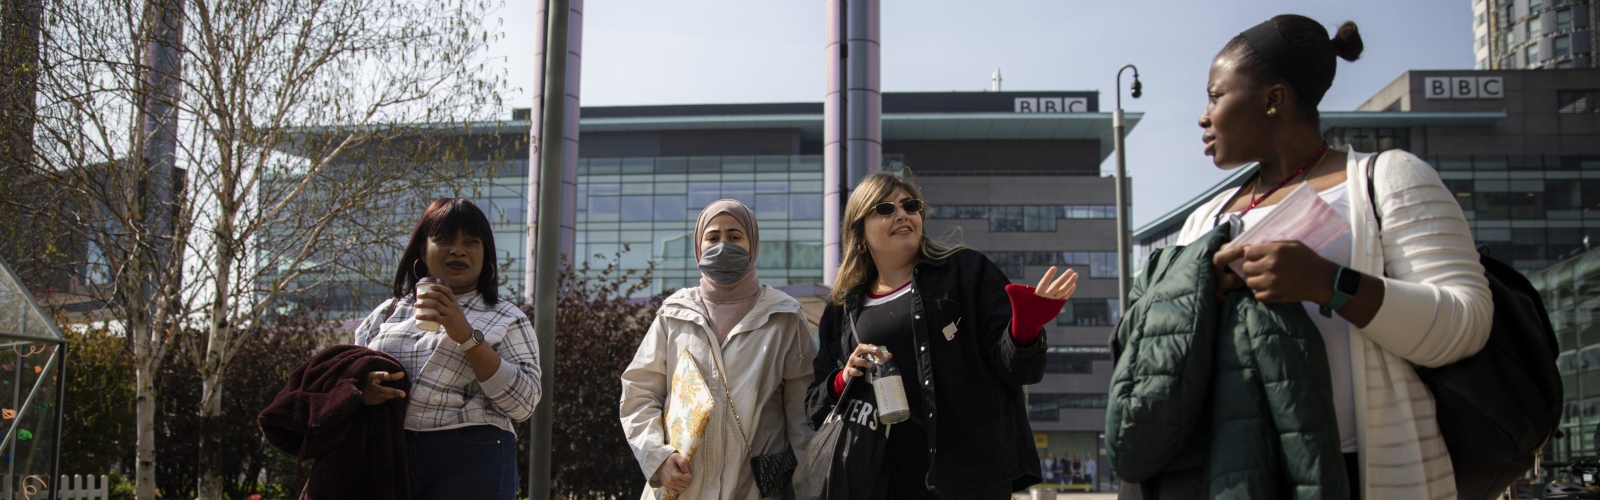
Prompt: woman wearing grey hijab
<box><xmin>621</xmin><ymin>200</ymin><xmax>817</xmax><ymax>499</ymax></box>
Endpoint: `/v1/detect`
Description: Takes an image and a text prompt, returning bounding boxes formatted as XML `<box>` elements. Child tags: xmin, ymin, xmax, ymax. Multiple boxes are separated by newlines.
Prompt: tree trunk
<box><xmin>197</xmin><ymin>211</ymin><xmax>235</xmax><ymax>500</ymax></box>
<box><xmin>135</xmin><ymin>334</ymin><xmax>158</xmax><ymax>500</ymax></box>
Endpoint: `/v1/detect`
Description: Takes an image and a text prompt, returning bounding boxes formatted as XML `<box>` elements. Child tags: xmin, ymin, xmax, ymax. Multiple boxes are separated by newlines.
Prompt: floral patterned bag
<box><xmin>654</xmin><ymin>349</ymin><xmax>715</xmax><ymax>500</ymax></box>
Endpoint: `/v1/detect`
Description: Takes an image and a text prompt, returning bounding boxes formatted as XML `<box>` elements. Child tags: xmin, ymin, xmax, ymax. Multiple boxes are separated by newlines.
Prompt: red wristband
<box><xmin>1005</xmin><ymin>284</ymin><xmax>1067</xmax><ymax>346</ymax></box>
<box><xmin>832</xmin><ymin>370</ymin><xmax>847</xmax><ymax>397</ymax></box>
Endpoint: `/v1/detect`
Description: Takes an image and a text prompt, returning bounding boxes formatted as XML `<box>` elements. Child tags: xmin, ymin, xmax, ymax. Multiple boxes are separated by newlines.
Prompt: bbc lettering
<box><xmin>1014</xmin><ymin>97</ymin><xmax>1089</xmax><ymax>113</ymax></box>
<box><xmin>1424</xmin><ymin>76</ymin><xmax>1504</xmax><ymax>100</ymax></box>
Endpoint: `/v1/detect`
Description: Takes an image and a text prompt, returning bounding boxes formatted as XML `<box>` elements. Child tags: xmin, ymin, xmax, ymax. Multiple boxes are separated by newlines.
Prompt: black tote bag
<box><xmin>792</xmin><ymin>377</ymin><xmax>892</xmax><ymax>500</ymax></box>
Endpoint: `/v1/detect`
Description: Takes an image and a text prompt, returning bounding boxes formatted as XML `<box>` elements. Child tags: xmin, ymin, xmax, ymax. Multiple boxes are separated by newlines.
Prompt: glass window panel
<box><xmin>756</xmin><ymin>156</ymin><xmax>790</xmax><ymax>172</ymax></box>
<box><xmin>620</xmin><ymin>196</ymin><xmax>652</xmax><ymax>222</ymax></box>
<box><xmin>790</xmin><ymin>241</ymin><xmax>823</xmax><ymax>269</ymax></box>
<box><xmin>588</xmin><ymin>159</ymin><xmax>621</xmax><ymax>175</ymax></box>
<box><xmin>791</xmin><ymin>194</ymin><xmax>823</xmax><ymax>220</ymax></box>
<box><xmin>991</xmin><ymin>206</ymin><xmax>1023</xmax><ymax>232</ymax></box>
<box><xmin>1091</xmin><ymin>252</ymin><xmax>1117</xmax><ymax>279</ymax></box>
<box><xmin>589</xmin><ymin>183</ymin><xmax>620</xmax><ymax>196</ymax></box>
<box><xmin>1437</xmin><ymin>155</ymin><xmax>1473</xmax><ymax>171</ymax></box>
<box><xmin>793</xmin><ymin>156</ymin><xmax>823</xmax><ymax>172</ymax></box>
<box><xmin>621</xmin><ymin>158</ymin><xmax>654</xmax><ymax>174</ymax></box>
<box><xmin>1556</xmin><ymin>35</ymin><xmax>1571</xmax><ymax>56</ymax></box>
<box><xmin>621</xmin><ymin>243</ymin><xmax>652</xmax><ymax>269</ymax></box>
<box><xmin>689</xmin><ymin>182</ymin><xmax>721</xmax><ymax>210</ymax></box>
<box><xmin>621</xmin><ymin>181</ymin><xmax>653</xmax><ymax>195</ymax></box>
<box><xmin>756</xmin><ymin>181</ymin><xmax>787</xmax><ymax>193</ymax></box>
<box><xmin>652</xmin><ymin>157</ymin><xmax>687</xmax><ymax>173</ymax></box>
<box><xmin>688</xmin><ymin>157</ymin><xmax>722</xmax><ymax>173</ymax></box>
<box><xmin>1558</xmin><ymin>9</ymin><xmax>1573</xmax><ymax>31</ymax></box>
<box><xmin>1023</xmin><ymin>206</ymin><xmax>1044</xmax><ymax>231</ymax></box>
<box><xmin>654</xmin><ymin>195</ymin><xmax>687</xmax><ymax>221</ymax></box>
<box><xmin>757</xmin><ymin>241</ymin><xmax>789</xmax><ymax>269</ymax></box>
<box><xmin>588</xmin><ymin>196</ymin><xmax>619</xmax><ymax>217</ymax></box>
<box><xmin>755</xmin><ymin>193</ymin><xmax>789</xmax><ymax>218</ymax></box>
<box><xmin>722</xmin><ymin>181</ymin><xmax>755</xmax><ymax>206</ymax></box>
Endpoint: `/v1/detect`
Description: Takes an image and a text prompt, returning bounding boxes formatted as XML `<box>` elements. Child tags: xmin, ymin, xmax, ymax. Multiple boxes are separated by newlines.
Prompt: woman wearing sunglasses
<box><xmin>805</xmin><ymin>171</ymin><xmax>1078</xmax><ymax>499</ymax></box>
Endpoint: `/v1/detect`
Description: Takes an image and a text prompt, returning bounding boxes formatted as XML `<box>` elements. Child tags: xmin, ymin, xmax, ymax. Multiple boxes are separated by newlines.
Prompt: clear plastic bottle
<box><xmin>871</xmin><ymin>347</ymin><xmax>910</xmax><ymax>425</ymax></box>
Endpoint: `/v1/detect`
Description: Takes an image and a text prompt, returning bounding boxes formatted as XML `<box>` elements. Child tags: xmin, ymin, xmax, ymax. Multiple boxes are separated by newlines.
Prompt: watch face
<box><xmin>1336</xmin><ymin>268</ymin><xmax>1362</xmax><ymax>295</ymax></box>
<box><xmin>472</xmin><ymin>329</ymin><xmax>485</xmax><ymax>342</ymax></box>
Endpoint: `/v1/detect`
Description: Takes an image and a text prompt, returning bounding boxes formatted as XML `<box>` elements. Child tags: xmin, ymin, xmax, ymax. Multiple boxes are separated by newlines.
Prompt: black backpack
<box><xmin>1366</xmin><ymin>152</ymin><xmax>1563</xmax><ymax>500</ymax></box>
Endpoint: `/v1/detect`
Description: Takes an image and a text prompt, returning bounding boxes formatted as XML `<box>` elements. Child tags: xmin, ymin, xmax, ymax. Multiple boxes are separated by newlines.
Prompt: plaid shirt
<box><xmin>353</xmin><ymin>290</ymin><xmax>541</xmax><ymax>434</ymax></box>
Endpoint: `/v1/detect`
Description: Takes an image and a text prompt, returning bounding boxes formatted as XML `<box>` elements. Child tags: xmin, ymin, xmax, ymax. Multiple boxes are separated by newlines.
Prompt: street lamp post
<box><xmin>1113</xmin><ymin>64</ymin><xmax>1141</xmax><ymax>317</ymax></box>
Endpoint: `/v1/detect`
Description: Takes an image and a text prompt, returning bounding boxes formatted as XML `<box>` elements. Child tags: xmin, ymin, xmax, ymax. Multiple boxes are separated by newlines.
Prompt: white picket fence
<box><xmin>0</xmin><ymin>474</ymin><xmax>109</xmax><ymax>500</ymax></box>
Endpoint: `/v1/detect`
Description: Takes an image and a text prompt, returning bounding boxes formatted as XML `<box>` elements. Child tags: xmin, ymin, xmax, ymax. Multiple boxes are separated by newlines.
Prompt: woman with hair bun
<box><xmin>1175</xmin><ymin>14</ymin><xmax>1491</xmax><ymax>498</ymax></box>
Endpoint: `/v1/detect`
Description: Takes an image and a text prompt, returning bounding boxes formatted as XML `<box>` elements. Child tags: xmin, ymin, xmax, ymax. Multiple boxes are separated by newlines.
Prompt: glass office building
<box><xmin>1137</xmin><ymin>69</ymin><xmax>1600</xmax><ymax>275</ymax></box>
<box><xmin>280</xmin><ymin>91</ymin><xmax>1142</xmax><ymax>490</ymax></box>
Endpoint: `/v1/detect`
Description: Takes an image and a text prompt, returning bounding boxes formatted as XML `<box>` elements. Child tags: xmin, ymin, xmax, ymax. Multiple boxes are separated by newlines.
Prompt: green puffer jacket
<box><xmin>1105</xmin><ymin>225</ymin><xmax>1348</xmax><ymax>499</ymax></box>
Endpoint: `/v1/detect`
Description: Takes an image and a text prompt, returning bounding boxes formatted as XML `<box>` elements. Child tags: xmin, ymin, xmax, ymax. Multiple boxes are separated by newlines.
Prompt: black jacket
<box><xmin>805</xmin><ymin>248</ymin><xmax>1047</xmax><ymax>499</ymax></box>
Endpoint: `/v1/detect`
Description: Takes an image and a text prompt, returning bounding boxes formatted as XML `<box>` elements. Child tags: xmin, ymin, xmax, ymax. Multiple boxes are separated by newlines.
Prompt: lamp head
<box><xmin>1130</xmin><ymin>77</ymin><xmax>1142</xmax><ymax>99</ymax></box>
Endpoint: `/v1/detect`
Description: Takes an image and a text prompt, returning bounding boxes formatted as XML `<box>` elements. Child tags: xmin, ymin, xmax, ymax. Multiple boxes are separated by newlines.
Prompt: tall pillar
<box><xmin>823</xmin><ymin>0</ymin><xmax>846</xmax><ymax>287</ymax></box>
<box><xmin>525</xmin><ymin>0</ymin><xmax>581</xmax><ymax>302</ymax></box>
<box><xmin>846</xmin><ymin>0</ymin><xmax>880</xmax><ymax>186</ymax></box>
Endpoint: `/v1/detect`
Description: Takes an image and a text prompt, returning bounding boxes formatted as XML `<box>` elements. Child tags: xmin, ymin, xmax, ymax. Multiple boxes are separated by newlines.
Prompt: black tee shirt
<box><xmin>854</xmin><ymin>288</ymin><xmax>934</xmax><ymax>499</ymax></box>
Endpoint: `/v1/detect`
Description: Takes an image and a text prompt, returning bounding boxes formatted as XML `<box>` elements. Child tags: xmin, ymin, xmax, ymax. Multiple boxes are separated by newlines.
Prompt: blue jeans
<box><xmin>407</xmin><ymin>425</ymin><xmax>519</xmax><ymax>500</ymax></box>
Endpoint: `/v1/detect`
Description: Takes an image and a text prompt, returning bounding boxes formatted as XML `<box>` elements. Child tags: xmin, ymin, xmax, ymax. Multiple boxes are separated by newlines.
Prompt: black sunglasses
<box><xmin>872</xmin><ymin>199</ymin><xmax>924</xmax><ymax>216</ymax></box>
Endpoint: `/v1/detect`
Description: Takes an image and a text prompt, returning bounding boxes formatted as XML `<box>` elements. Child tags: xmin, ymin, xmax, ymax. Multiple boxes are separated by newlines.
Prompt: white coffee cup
<box><xmin>415</xmin><ymin>277</ymin><xmax>446</xmax><ymax>332</ymax></box>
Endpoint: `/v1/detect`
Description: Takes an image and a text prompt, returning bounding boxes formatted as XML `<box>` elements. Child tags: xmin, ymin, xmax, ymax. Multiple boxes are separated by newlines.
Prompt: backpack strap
<box><xmin>1365</xmin><ymin>151</ymin><xmax>1385</xmax><ymax>231</ymax></box>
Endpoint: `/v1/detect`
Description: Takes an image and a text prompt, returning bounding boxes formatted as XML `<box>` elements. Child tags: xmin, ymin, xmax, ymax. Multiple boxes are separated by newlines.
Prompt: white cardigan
<box><xmin>1175</xmin><ymin>147</ymin><xmax>1493</xmax><ymax>500</ymax></box>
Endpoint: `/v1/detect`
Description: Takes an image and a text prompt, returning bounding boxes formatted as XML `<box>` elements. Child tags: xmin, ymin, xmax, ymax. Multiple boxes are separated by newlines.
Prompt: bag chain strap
<box><xmin>703</xmin><ymin>315</ymin><xmax>756</xmax><ymax>460</ymax></box>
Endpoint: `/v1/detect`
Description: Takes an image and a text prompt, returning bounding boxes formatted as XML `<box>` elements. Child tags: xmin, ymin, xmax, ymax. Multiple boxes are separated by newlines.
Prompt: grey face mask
<box><xmin>698</xmin><ymin>242</ymin><xmax>751</xmax><ymax>284</ymax></box>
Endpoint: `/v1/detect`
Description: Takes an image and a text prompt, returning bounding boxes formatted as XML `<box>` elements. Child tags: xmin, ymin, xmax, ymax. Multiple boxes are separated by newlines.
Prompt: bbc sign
<box><xmin>1014</xmin><ymin>97</ymin><xmax>1090</xmax><ymax>113</ymax></box>
<box><xmin>1424</xmin><ymin>76</ymin><xmax>1505</xmax><ymax>100</ymax></box>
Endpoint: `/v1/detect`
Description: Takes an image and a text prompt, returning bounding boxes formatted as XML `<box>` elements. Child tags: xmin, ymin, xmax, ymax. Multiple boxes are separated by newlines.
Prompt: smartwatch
<box><xmin>1320</xmin><ymin>266</ymin><xmax>1361</xmax><ymax>318</ymax></box>
<box><xmin>459</xmin><ymin>329</ymin><xmax>486</xmax><ymax>351</ymax></box>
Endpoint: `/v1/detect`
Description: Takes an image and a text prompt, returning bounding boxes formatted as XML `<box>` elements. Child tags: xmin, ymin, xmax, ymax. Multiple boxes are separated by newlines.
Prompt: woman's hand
<box><xmin>416</xmin><ymin>285</ymin><xmax>474</xmax><ymax>344</ymax></box>
<box><xmin>1211</xmin><ymin>241</ymin><xmax>1338</xmax><ymax>304</ymax></box>
<box><xmin>652</xmin><ymin>452</ymin><xmax>693</xmax><ymax>494</ymax></box>
<box><xmin>842</xmin><ymin>343</ymin><xmax>889</xmax><ymax>381</ymax></box>
<box><xmin>360</xmin><ymin>371</ymin><xmax>407</xmax><ymax>406</ymax></box>
<box><xmin>1034</xmin><ymin>267</ymin><xmax>1079</xmax><ymax>301</ymax></box>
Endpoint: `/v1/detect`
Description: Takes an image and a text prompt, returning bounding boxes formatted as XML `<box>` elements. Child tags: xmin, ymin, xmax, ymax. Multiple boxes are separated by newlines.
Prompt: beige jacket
<box><xmin>1176</xmin><ymin>147</ymin><xmax>1493</xmax><ymax>500</ymax></box>
<box><xmin>620</xmin><ymin>286</ymin><xmax>817</xmax><ymax>500</ymax></box>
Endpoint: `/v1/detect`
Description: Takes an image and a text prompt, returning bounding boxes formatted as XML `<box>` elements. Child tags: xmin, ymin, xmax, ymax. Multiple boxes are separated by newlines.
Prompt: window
<box><xmin>1476</xmin><ymin>11</ymin><xmax>1487</xmax><ymax>26</ymax></box>
<box><xmin>1527</xmin><ymin>43</ymin><xmax>1541</xmax><ymax>65</ymax></box>
<box><xmin>1558</xmin><ymin>61</ymin><xmax>1574</xmax><ymax>69</ymax></box>
<box><xmin>1044</xmin><ymin>346</ymin><xmax>1112</xmax><ymax>374</ymax></box>
<box><xmin>1560</xmin><ymin>90</ymin><xmax>1600</xmax><ymax>113</ymax></box>
<box><xmin>1477</xmin><ymin>34</ymin><xmax>1489</xmax><ymax>50</ymax></box>
<box><xmin>1531</xmin><ymin>0</ymin><xmax>1543</xmax><ymax>11</ymax></box>
<box><xmin>1558</xmin><ymin>9</ymin><xmax>1572</xmax><ymax>31</ymax></box>
<box><xmin>1529</xmin><ymin>16</ymin><xmax>1543</xmax><ymax>38</ymax></box>
<box><xmin>1028</xmin><ymin>393</ymin><xmax>1109</xmax><ymax>421</ymax></box>
<box><xmin>1556</xmin><ymin>35</ymin><xmax>1571</xmax><ymax>57</ymax></box>
<box><xmin>1057</xmin><ymin>298</ymin><xmax>1121</xmax><ymax>326</ymax></box>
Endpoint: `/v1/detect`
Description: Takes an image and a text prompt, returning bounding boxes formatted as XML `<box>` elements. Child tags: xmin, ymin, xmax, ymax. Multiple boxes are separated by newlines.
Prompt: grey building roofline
<box><xmin>1319</xmin><ymin>110</ymin><xmax>1507</xmax><ymax>128</ymax></box>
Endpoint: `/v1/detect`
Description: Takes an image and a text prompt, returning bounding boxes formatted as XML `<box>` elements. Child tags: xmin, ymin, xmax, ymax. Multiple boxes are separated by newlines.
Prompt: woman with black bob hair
<box><xmin>1180</xmin><ymin>15</ymin><xmax>1491</xmax><ymax>498</ymax></box>
<box><xmin>352</xmin><ymin>198</ymin><xmax>542</xmax><ymax>500</ymax></box>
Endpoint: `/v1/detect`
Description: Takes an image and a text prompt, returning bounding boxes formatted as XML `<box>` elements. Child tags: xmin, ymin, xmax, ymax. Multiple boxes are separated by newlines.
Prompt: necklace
<box><xmin>1237</xmin><ymin>142</ymin><xmax>1331</xmax><ymax>217</ymax></box>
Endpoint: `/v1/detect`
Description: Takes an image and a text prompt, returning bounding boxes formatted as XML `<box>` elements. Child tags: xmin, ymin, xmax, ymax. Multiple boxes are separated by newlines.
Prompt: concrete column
<box><xmin>846</xmin><ymin>0</ymin><xmax>881</xmax><ymax>186</ymax></box>
<box><xmin>525</xmin><ymin>0</ymin><xmax>581</xmax><ymax>302</ymax></box>
<box><xmin>823</xmin><ymin>0</ymin><xmax>846</xmax><ymax>286</ymax></box>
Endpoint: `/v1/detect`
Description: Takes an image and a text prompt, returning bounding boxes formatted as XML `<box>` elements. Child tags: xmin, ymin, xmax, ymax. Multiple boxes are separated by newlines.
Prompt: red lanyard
<box><xmin>1237</xmin><ymin>142</ymin><xmax>1331</xmax><ymax>217</ymax></box>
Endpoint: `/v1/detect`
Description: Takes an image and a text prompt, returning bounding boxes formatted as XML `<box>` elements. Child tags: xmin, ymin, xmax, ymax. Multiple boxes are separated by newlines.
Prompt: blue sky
<box><xmin>486</xmin><ymin>0</ymin><xmax>1474</xmax><ymax>227</ymax></box>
